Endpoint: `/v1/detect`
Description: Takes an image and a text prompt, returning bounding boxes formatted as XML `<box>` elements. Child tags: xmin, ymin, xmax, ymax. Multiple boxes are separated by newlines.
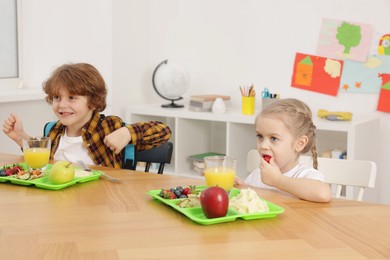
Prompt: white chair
<box><xmin>246</xmin><ymin>149</ymin><xmax>260</xmax><ymax>173</ymax></box>
<box><xmin>246</xmin><ymin>150</ymin><xmax>377</xmax><ymax>201</ymax></box>
<box><xmin>314</xmin><ymin>157</ymin><xmax>377</xmax><ymax>201</ymax></box>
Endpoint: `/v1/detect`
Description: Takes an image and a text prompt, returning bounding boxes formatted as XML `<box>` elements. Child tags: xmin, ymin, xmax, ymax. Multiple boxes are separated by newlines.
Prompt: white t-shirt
<box><xmin>53</xmin><ymin>130</ymin><xmax>95</xmax><ymax>165</ymax></box>
<box><xmin>245</xmin><ymin>163</ymin><xmax>325</xmax><ymax>190</ymax></box>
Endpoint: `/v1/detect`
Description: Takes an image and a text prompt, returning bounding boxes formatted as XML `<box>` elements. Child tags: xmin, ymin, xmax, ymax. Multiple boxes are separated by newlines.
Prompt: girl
<box><xmin>3</xmin><ymin>63</ymin><xmax>171</xmax><ymax>168</ymax></box>
<box><xmin>245</xmin><ymin>98</ymin><xmax>331</xmax><ymax>202</ymax></box>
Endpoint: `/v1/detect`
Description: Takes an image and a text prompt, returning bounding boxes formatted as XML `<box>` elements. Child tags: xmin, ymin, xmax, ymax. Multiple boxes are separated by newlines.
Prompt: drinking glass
<box><xmin>204</xmin><ymin>156</ymin><xmax>236</xmax><ymax>192</ymax></box>
<box><xmin>22</xmin><ymin>137</ymin><xmax>51</xmax><ymax>170</ymax></box>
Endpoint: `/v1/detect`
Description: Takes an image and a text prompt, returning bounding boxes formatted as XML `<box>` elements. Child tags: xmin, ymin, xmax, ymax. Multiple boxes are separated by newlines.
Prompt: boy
<box><xmin>3</xmin><ymin>63</ymin><xmax>171</xmax><ymax>168</ymax></box>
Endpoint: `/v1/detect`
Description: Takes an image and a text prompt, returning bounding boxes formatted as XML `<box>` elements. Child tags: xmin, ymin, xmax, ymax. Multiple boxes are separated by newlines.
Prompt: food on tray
<box><xmin>158</xmin><ymin>185</ymin><xmax>199</xmax><ymax>199</ymax></box>
<box><xmin>177</xmin><ymin>194</ymin><xmax>200</xmax><ymax>208</ymax></box>
<box><xmin>48</xmin><ymin>161</ymin><xmax>75</xmax><ymax>184</ymax></box>
<box><xmin>147</xmin><ymin>186</ymin><xmax>285</xmax><ymax>225</ymax></box>
<box><xmin>0</xmin><ymin>164</ymin><xmax>44</xmax><ymax>180</ymax></box>
<box><xmin>75</xmin><ymin>169</ymin><xmax>94</xmax><ymax>177</ymax></box>
<box><xmin>0</xmin><ymin>164</ymin><xmax>23</xmax><ymax>176</ymax></box>
<box><xmin>230</xmin><ymin>188</ymin><xmax>269</xmax><ymax>213</ymax></box>
<box><xmin>0</xmin><ymin>162</ymin><xmax>100</xmax><ymax>190</ymax></box>
<box><xmin>200</xmin><ymin>186</ymin><xmax>229</xmax><ymax>218</ymax></box>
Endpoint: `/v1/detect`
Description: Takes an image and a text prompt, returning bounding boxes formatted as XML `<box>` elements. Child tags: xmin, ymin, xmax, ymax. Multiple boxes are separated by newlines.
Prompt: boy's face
<box><xmin>255</xmin><ymin>115</ymin><xmax>301</xmax><ymax>173</ymax></box>
<box><xmin>51</xmin><ymin>87</ymin><xmax>94</xmax><ymax>136</ymax></box>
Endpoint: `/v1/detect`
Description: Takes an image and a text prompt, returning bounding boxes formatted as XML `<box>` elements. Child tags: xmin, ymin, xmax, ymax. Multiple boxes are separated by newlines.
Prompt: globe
<box><xmin>152</xmin><ymin>59</ymin><xmax>190</xmax><ymax>108</ymax></box>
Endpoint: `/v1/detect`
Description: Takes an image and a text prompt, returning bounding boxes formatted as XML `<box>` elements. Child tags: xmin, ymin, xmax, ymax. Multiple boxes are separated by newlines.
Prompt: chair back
<box><xmin>314</xmin><ymin>157</ymin><xmax>376</xmax><ymax>201</ymax></box>
<box><xmin>300</xmin><ymin>155</ymin><xmax>376</xmax><ymax>201</ymax></box>
<box><xmin>135</xmin><ymin>142</ymin><xmax>173</xmax><ymax>174</ymax></box>
<box><xmin>246</xmin><ymin>150</ymin><xmax>377</xmax><ymax>201</ymax></box>
<box><xmin>247</xmin><ymin>149</ymin><xmax>260</xmax><ymax>173</ymax></box>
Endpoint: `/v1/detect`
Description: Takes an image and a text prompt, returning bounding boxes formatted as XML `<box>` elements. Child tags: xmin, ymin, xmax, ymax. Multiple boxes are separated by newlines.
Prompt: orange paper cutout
<box><xmin>291</xmin><ymin>53</ymin><xmax>344</xmax><ymax>96</ymax></box>
<box><xmin>377</xmin><ymin>73</ymin><xmax>390</xmax><ymax>113</ymax></box>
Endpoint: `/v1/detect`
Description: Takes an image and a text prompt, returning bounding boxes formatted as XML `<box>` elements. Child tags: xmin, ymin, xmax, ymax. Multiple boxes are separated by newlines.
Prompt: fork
<box><xmin>77</xmin><ymin>160</ymin><xmax>121</xmax><ymax>183</ymax></box>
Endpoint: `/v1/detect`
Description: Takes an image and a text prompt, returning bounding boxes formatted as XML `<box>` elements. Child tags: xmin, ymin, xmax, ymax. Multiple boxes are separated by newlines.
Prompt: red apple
<box><xmin>263</xmin><ymin>154</ymin><xmax>271</xmax><ymax>163</ymax></box>
<box><xmin>200</xmin><ymin>186</ymin><xmax>229</xmax><ymax>218</ymax></box>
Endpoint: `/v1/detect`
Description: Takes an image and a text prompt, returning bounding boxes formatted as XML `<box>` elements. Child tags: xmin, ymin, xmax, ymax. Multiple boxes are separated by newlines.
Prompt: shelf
<box><xmin>127</xmin><ymin>104</ymin><xmax>380</xmax><ymax>181</ymax></box>
<box><xmin>127</xmin><ymin>103</ymin><xmax>258</xmax><ymax>124</ymax></box>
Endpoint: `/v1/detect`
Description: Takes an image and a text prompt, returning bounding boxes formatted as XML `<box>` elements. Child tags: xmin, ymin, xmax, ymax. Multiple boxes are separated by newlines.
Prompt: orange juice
<box><xmin>204</xmin><ymin>166</ymin><xmax>236</xmax><ymax>191</ymax></box>
<box><xmin>24</xmin><ymin>148</ymin><xmax>50</xmax><ymax>169</ymax></box>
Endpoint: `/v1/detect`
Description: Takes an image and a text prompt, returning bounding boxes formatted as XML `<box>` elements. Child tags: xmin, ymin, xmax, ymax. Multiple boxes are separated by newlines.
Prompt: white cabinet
<box><xmin>127</xmin><ymin>104</ymin><xmax>380</xmax><ymax>180</ymax></box>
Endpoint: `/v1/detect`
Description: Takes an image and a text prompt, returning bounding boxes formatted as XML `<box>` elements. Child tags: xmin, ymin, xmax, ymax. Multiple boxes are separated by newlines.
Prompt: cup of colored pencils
<box><xmin>240</xmin><ymin>84</ymin><xmax>256</xmax><ymax>115</ymax></box>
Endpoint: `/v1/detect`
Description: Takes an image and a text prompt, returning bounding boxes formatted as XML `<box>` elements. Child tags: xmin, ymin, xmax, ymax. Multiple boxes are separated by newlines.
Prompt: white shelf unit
<box><xmin>127</xmin><ymin>104</ymin><xmax>380</xmax><ymax>181</ymax></box>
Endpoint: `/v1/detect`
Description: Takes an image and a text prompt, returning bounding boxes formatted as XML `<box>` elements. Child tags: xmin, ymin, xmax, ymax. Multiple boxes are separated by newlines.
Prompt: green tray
<box><xmin>147</xmin><ymin>186</ymin><xmax>284</xmax><ymax>225</ymax></box>
<box><xmin>0</xmin><ymin>163</ymin><xmax>101</xmax><ymax>190</ymax></box>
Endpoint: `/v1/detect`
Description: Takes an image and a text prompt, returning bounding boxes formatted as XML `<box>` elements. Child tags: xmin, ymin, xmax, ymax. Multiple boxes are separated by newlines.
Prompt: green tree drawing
<box><xmin>336</xmin><ymin>22</ymin><xmax>361</xmax><ymax>54</ymax></box>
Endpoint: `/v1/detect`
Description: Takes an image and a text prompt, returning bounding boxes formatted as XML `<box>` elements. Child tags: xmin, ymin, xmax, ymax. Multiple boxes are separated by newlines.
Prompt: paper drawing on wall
<box><xmin>291</xmin><ymin>53</ymin><xmax>343</xmax><ymax>96</ymax></box>
<box><xmin>340</xmin><ymin>55</ymin><xmax>390</xmax><ymax>93</ymax></box>
<box><xmin>294</xmin><ymin>55</ymin><xmax>313</xmax><ymax>86</ymax></box>
<box><xmin>317</xmin><ymin>18</ymin><xmax>374</xmax><ymax>62</ymax></box>
<box><xmin>377</xmin><ymin>73</ymin><xmax>390</xmax><ymax>113</ymax></box>
<box><xmin>378</xmin><ymin>34</ymin><xmax>390</xmax><ymax>55</ymax></box>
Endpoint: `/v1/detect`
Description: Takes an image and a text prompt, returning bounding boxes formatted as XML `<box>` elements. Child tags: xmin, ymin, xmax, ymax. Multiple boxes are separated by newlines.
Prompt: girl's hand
<box><xmin>2</xmin><ymin>113</ymin><xmax>28</xmax><ymax>146</ymax></box>
<box><xmin>234</xmin><ymin>175</ymin><xmax>242</xmax><ymax>186</ymax></box>
<box><xmin>104</xmin><ymin>127</ymin><xmax>131</xmax><ymax>154</ymax></box>
<box><xmin>259</xmin><ymin>156</ymin><xmax>282</xmax><ymax>187</ymax></box>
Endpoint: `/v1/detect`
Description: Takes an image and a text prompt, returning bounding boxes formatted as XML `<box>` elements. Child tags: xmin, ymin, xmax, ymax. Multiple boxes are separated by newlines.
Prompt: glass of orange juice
<box><xmin>22</xmin><ymin>137</ymin><xmax>51</xmax><ymax>170</ymax></box>
<box><xmin>204</xmin><ymin>156</ymin><xmax>236</xmax><ymax>193</ymax></box>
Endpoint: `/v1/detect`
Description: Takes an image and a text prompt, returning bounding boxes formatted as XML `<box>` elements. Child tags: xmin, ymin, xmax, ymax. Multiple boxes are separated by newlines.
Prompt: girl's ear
<box><xmin>295</xmin><ymin>135</ymin><xmax>308</xmax><ymax>153</ymax></box>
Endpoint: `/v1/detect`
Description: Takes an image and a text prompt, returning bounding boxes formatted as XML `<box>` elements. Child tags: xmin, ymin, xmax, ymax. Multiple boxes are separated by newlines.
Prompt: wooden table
<box><xmin>1</xmin><ymin>153</ymin><xmax>390</xmax><ymax>259</ymax></box>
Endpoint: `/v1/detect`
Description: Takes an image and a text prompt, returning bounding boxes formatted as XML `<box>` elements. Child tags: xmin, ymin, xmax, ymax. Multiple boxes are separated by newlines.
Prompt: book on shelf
<box><xmin>192</xmin><ymin>160</ymin><xmax>204</xmax><ymax>168</ymax></box>
<box><xmin>190</xmin><ymin>94</ymin><xmax>231</xmax><ymax>102</ymax></box>
<box><xmin>189</xmin><ymin>94</ymin><xmax>231</xmax><ymax>112</ymax></box>
<box><xmin>192</xmin><ymin>161</ymin><xmax>205</xmax><ymax>175</ymax></box>
<box><xmin>188</xmin><ymin>152</ymin><xmax>225</xmax><ymax>176</ymax></box>
<box><xmin>189</xmin><ymin>100</ymin><xmax>231</xmax><ymax>112</ymax></box>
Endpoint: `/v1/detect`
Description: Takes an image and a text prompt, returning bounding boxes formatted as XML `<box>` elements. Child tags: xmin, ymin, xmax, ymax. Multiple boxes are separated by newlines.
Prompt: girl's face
<box><xmin>51</xmin><ymin>87</ymin><xmax>94</xmax><ymax>136</ymax></box>
<box><xmin>256</xmin><ymin>115</ymin><xmax>303</xmax><ymax>173</ymax></box>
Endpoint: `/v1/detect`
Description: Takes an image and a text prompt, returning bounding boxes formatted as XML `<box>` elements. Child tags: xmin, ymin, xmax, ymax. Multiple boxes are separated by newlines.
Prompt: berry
<box><xmin>167</xmin><ymin>191</ymin><xmax>176</xmax><ymax>199</ymax></box>
<box><xmin>13</xmin><ymin>165</ymin><xmax>23</xmax><ymax>173</ymax></box>
<box><xmin>263</xmin><ymin>155</ymin><xmax>272</xmax><ymax>163</ymax></box>
<box><xmin>5</xmin><ymin>168</ymin><xmax>13</xmax><ymax>176</ymax></box>
<box><xmin>183</xmin><ymin>187</ymin><xmax>191</xmax><ymax>195</ymax></box>
<box><xmin>158</xmin><ymin>185</ymin><xmax>199</xmax><ymax>199</ymax></box>
<box><xmin>174</xmin><ymin>190</ymin><xmax>182</xmax><ymax>198</ymax></box>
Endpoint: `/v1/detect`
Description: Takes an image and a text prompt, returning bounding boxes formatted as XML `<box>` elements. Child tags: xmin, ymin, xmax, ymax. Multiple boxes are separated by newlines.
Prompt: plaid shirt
<box><xmin>46</xmin><ymin>111</ymin><xmax>172</xmax><ymax>168</ymax></box>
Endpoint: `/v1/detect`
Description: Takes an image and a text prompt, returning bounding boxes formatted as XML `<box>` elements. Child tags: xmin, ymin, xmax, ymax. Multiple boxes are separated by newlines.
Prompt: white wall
<box><xmin>21</xmin><ymin>0</ymin><xmax>112</xmax><ymax>92</ymax></box>
<box><xmin>113</xmin><ymin>0</ymin><xmax>390</xmax><ymax>204</ymax></box>
<box><xmin>0</xmin><ymin>100</ymin><xmax>55</xmax><ymax>156</ymax></box>
<box><xmin>0</xmin><ymin>0</ymin><xmax>112</xmax><ymax>152</ymax></box>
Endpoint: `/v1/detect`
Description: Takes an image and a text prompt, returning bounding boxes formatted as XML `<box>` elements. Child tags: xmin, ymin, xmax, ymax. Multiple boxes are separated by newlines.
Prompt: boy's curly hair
<box><xmin>42</xmin><ymin>63</ymin><xmax>107</xmax><ymax>112</ymax></box>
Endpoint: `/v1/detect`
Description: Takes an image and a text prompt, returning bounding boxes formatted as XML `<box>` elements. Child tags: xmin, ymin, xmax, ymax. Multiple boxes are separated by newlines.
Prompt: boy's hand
<box><xmin>2</xmin><ymin>113</ymin><xmax>27</xmax><ymax>146</ymax></box>
<box><xmin>104</xmin><ymin>127</ymin><xmax>131</xmax><ymax>154</ymax></box>
<box><xmin>259</xmin><ymin>156</ymin><xmax>282</xmax><ymax>187</ymax></box>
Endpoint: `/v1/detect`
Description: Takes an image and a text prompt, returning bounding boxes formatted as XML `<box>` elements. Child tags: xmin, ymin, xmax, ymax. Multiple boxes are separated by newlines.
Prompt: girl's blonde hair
<box><xmin>259</xmin><ymin>98</ymin><xmax>318</xmax><ymax>169</ymax></box>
